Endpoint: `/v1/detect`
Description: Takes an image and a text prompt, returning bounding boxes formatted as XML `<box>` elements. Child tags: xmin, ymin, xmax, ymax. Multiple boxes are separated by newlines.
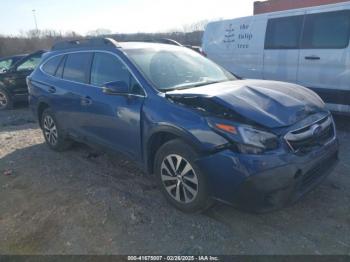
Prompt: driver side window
<box><xmin>90</xmin><ymin>52</ymin><xmax>144</xmax><ymax>95</ymax></box>
<box><xmin>17</xmin><ymin>55</ymin><xmax>42</xmax><ymax>72</ymax></box>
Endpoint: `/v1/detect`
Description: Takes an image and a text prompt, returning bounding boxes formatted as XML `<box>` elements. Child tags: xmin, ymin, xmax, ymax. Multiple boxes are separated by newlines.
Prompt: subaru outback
<box><xmin>28</xmin><ymin>38</ymin><xmax>339</xmax><ymax>212</ymax></box>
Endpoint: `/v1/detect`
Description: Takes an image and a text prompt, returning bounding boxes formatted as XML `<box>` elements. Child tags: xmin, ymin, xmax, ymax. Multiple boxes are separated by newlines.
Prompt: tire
<box><xmin>154</xmin><ymin>139</ymin><xmax>213</xmax><ymax>213</ymax></box>
<box><xmin>0</xmin><ymin>87</ymin><xmax>13</xmax><ymax>110</ymax></box>
<box><xmin>41</xmin><ymin>108</ymin><xmax>72</xmax><ymax>151</ymax></box>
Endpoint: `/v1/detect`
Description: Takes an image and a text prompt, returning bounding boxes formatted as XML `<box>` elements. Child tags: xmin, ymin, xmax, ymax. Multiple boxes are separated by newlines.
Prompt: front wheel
<box><xmin>154</xmin><ymin>139</ymin><xmax>213</xmax><ymax>213</ymax></box>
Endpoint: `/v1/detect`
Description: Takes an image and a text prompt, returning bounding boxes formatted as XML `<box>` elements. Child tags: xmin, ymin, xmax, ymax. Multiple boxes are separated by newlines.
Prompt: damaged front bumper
<box><xmin>196</xmin><ymin>136</ymin><xmax>339</xmax><ymax>213</ymax></box>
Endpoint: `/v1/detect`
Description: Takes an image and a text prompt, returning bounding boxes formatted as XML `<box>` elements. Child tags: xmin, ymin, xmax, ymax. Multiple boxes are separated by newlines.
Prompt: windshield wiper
<box><xmin>193</xmin><ymin>80</ymin><xmax>228</xmax><ymax>87</ymax></box>
<box><xmin>163</xmin><ymin>80</ymin><xmax>229</xmax><ymax>92</ymax></box>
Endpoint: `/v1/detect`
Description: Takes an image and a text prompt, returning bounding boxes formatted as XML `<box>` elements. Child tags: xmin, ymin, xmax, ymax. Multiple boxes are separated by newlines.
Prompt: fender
<box><xmin>146</xmin><ymin>124</ymin><xmax>205</xmax><ymax>151</ymax></box>
<box><xmin>143</xmin><ymin>123</ymin><xmax>209</xmax><ymax>174</ymax></box>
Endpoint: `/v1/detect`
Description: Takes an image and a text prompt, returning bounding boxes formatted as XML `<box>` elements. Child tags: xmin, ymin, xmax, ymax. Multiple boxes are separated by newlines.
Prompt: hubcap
<box><xmin>0</xmin><ymin>91</ymin><xmax>8</xmax><ymax>108</ymax></box>
<box><xmin>43</xmin><ymin>115</ymin><xmax>58</xmax><ymax>146</ymax></box>
<box><xmin>160</xmin><ymin>154</ymin><xmax>198</xmax><ymax>204</ymax></box>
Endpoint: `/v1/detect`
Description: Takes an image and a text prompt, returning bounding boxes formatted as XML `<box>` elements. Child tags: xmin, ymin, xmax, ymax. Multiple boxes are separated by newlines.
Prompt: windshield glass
<box><xmin>125</xmin><ymin>46</ymin><xmax>236</xmax><ymax>91</ymax></box>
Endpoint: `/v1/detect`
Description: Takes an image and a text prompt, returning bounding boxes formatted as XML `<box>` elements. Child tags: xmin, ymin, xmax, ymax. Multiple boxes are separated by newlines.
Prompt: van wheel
<box><xmin>41</xmin><ymin>108</ymin><xmax>72</xmax><ymax>151</ymax></box>
<box><xmin>0</xmin><ymin>88</ymin><xmax>13</xmax><ymax>110</ymax></box>
<box><xmin>154</xmin><ymin>139</ymin><xmax>213</xmax><ymax>213</ymax></box>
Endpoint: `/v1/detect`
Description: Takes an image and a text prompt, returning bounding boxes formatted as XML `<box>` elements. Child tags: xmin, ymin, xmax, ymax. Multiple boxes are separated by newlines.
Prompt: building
<box><xmin>254</xmin><ymin>0</ymin><xmax>349</xmax><ymax>14</ymax></box>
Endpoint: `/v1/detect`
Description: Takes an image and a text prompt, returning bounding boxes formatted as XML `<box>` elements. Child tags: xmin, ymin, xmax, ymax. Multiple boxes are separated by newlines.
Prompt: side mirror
<box><xmin>102</xmin><ymin>81</ymin><xmax>129</xmax><ymax>95</ymax></box>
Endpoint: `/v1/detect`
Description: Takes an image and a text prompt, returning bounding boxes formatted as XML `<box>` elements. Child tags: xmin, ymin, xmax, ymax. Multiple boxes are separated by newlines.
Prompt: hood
<box><xmin>166</xmin><ymin>80</ymin><xmax>327</xmax><ymax>128</ymax></box>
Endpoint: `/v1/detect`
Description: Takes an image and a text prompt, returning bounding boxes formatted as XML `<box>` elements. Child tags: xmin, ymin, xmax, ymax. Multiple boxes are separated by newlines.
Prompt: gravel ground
<box><xmin>0</xmin><ymin>107</ymin><xmax>349</xmax><ymax>255</ymax></box>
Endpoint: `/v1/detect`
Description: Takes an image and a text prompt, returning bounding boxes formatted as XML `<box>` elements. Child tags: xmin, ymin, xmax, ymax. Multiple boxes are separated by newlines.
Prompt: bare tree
<box><xmin>0</xmin><ymin>21</ymin><xmax>209</xmax><ymax>57</ymax></box>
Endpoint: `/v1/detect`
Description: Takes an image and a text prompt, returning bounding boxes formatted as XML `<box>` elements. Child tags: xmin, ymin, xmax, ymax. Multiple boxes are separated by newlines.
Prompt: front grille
<box><xmin>285</xmin><ymin>115</ymin><xmax>335</xmax><ymax>153</ymax></box>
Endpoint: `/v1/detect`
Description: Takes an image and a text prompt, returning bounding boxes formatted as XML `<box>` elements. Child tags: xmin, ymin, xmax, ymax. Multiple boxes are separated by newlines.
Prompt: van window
<box><xmin>91</xmin><ymin>53</ymin><xmax>130</xmax><ymax>86</ymax></box>
<box><xmin>63</xmin><ymin>53</ymin><xmax>92</xmax><ymax>83</ymax></box>
<box><xmin>265</xmin><ymin>15</ymin><xmax>304</xmax><ymax>49</ymax></box>
<box><xmin>42</xmin><ymin>56</ymin><xmax>63</xmax><ymax>76</ymax></box>
<box><xmin>302</xmin><ymin>10</ymin><xmax>350</xmax><ymax>49</ymax></box>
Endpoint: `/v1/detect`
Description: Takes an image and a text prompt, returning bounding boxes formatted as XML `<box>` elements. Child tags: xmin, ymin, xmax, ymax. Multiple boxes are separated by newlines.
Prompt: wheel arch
<box><xmin>145</xmin><ymin>125</ymin><xmax>203</xmax><ymax>175</ymax></box>
<box><xmin>37</xmin><ymin>101</ymin><xmax>50</xmax><ymax>128</ymax></box>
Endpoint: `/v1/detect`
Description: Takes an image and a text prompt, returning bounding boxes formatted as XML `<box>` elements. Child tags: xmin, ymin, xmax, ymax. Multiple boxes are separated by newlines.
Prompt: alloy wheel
<box><xmin>43</xmin><ymin>115</ymin><xmax>58</xmax><ymax>146</ymax></box>
<box><xmin>160</xmin><ymin>154</ymin><xmax>199</xmax><ymax>204</ymax></box>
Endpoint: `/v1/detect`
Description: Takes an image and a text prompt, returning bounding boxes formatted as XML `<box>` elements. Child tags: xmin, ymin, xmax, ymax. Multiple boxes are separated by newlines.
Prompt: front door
<box><xmin>297</xmin><ymin>9</ymin><xmax>350</xmax><ymax>108</ymax></box>
<box><xmin>81</xmin><ymin>52</ymin><xmax>145</xmax><ymax>160</ymax></box>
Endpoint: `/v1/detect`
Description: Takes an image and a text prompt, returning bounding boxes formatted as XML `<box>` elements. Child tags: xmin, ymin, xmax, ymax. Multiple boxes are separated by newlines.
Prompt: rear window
<box><xmin>42</xmin><ymin>56</ymin><xmax>63</xmax><ymax>76</ymax></box>
<box><xmin>265</xmin><ymin>15</ymin><xmax>304</xmax><ymax>49</ymax></box>
<box><xmin>63</xmin><ymin>53</ymin><xmax>92</xmax><ymax>83</ymax></box>
<box><xmin>302</xmin><ymin>10</ymin><xmax>350</xmax><ymax>49</ymax></box>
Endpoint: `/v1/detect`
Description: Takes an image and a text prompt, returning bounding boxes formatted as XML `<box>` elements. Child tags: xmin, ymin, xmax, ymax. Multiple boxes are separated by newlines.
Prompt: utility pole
<box><xmin>32</xmin><ymin>9</ymin><xmax>39</xmax><ymax>34</ymax></box>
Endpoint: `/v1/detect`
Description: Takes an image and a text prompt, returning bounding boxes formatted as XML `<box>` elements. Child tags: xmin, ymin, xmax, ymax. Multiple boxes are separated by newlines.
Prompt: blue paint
<box><xmin>27</xmin><ymin>42</ymin><xmax>339</xmax><ymax>211</ymax></box>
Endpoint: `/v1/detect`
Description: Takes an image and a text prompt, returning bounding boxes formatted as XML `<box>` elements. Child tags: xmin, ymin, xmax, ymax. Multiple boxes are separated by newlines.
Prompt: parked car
<box><xmin>28</xmin><ymin>38</ymin><xmax>339</xmax><ymax>212</ymax></box>
<box><xmin>0</xmin><ymin>50</ymin><xmax>45</xmax><ymax>110</ymax></box>
<box><xmin>0</xmin><ymin>54</ymin><xmax>27</xmax><ymax>73</ymax></box>
<box><xmin>202</xmin><ymin>2</ymin><xmax>350</xmax><ymax>115</ymax></box>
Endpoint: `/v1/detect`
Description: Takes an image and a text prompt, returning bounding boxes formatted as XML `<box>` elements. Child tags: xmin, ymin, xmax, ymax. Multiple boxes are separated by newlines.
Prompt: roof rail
<box><xmin>51</xmin><ymin>37</ymin><xmax>121</xmax><ymax>51</ymax></box>
<box><xmin>128</xmin><ymin>38</ymin><xmax>183</xmax><ymax>46</ymax></box>
<box><xmin>157</xmin><ymin>38</ymin><xmax>183</xmax><ymax>46</ymax></box>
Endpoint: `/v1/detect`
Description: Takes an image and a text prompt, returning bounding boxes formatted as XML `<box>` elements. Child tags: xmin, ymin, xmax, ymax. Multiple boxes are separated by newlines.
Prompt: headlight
<box><xmin>238</xmin><ymin>126</ymin><xmax>278</xmax><ymax>151</ymax></box>
<box><xmin>208</xmin><ymin>119</ymin><xmax>279</xmax><ymax>154</ymax></box>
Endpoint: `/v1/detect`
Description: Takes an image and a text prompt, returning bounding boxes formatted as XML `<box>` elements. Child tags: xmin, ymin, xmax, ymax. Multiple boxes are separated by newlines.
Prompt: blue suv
<box><xmin>28</xmin><ymin>38</ymin><xmax>339</xmax><ymax>212</ymax></box>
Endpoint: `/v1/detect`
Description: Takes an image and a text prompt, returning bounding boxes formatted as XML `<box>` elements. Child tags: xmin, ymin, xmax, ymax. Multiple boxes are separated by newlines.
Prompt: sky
<box><xmin>0</xmin><ymin>0</ymin><xmax>256</xmax><ymax>36</ymax></box>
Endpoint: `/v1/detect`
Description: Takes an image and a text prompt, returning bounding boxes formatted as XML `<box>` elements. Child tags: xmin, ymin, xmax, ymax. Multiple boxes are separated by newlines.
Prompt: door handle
<box><xmin>305</xmin><ymin>56</ymin><xmax>320</xmax><ymax>60</ymax></box>
<box><xmin>81</xmin><ymin>96</ymin><xmax>92</xmax><ymax>106</ymax></box>
<box><xmin>48</xmin><ymin>86</ymin><xmax>56</xmax><ymax>93</ymax></box>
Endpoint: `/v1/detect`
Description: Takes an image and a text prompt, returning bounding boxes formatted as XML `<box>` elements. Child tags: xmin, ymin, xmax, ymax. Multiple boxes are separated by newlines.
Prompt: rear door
<box><xmin>57</xmin><ymin>52</ymin><xmax>93</xmax><ymax>136</ymax></box>
<box><xmin>297</xmin><ymin>9</ymin><xmax>350</xmax><ymax>108</ymax></box>
<box><xmin>263</xmin><ymin>12</ymin><xmax>305</xmax><ymax>83</ymax></box>
<box><xmin>81</xmin><ymin>52</ymin><xmax>145</xmax><ymax>160</ymax></box>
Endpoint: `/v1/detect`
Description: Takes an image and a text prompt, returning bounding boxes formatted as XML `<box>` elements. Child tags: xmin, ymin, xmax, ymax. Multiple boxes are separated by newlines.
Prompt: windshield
<box><xmin>125</xmin><ymin>46</ymin><xmax>236</xmax><ymax>91</ymax></box>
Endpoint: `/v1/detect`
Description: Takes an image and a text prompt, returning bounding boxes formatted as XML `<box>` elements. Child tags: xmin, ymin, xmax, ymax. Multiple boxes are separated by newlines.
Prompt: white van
<box><xmin>202</xmin><ymin>2</ymin><xmax>350</xmax><ymax>114</ymax></box>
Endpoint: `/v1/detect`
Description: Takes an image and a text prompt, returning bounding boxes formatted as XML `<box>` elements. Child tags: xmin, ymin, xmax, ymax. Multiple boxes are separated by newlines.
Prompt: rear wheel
<box><xmin>154</xmin><ymin>139</ymin><xmax>213</xmax><ymax>213</ymax></box>
<box><xmin>0</xmin><ymin>88</ymin><xmax>13</xmax><ymax>110</ymax></box>
<box><xmin>41</xmin><ymin>108</ymin><xmax>72</xmax><ymax>151</ymax></box>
